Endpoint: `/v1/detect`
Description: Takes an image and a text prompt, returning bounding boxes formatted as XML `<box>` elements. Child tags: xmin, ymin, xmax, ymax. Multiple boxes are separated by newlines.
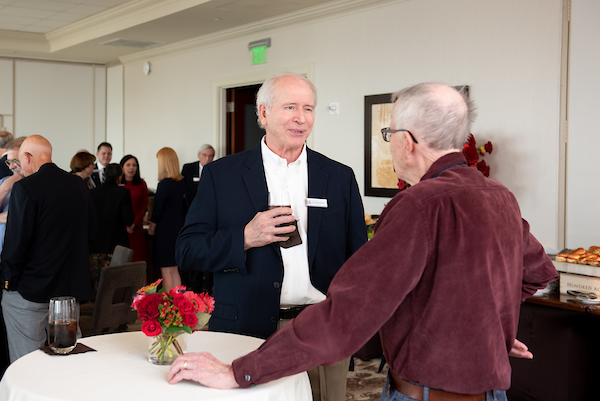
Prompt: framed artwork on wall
<box><xmin>364</xmin><ymin>86</ymin><xmax>469</xmax><ymax>198</ymax></box>
<box><xmin>364</xmin><ymin>93</ymin><xmax>397</xmax><ymax>197</ymax></box>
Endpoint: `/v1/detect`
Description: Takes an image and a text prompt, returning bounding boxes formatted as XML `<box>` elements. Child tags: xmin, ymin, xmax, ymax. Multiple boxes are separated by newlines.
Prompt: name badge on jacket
<box><xmin>306</xmin><ymin>198</ymin><xmax>328</xmax><ymax>208</ymax></box>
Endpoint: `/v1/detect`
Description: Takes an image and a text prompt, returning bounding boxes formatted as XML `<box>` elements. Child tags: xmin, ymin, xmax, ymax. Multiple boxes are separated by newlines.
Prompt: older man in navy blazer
<box><xmin>176</xmin><ymin>72</ymin><xmax>367</xmax><ymax>401</ymax></box>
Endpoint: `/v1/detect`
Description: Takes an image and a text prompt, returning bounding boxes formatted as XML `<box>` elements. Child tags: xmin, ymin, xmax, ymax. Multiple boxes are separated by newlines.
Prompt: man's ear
<box><xmin>404</xmin><ymin>131</ymin><xmax>416</xmax><ymax>155</ymax></box>
<box><xmin>258</xmin><ymin>104</ymin><xmax>268</xmax><ymax>127</ymax></box>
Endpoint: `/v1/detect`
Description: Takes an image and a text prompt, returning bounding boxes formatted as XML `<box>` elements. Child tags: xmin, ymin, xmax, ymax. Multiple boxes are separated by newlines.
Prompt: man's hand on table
<box><xmin>168</xmin><ymin>352</ymin><xmax>240</xmax><ymax>389</ymax></box>
<box><xmin>243</xmin><ymin>207</ymin><xmax>296</xmax><ymax>250</ymax></box>
<box><xmin>508</xmin><ymin>339</ymin><xmax>533</xmax><ymax>359</ymax></box>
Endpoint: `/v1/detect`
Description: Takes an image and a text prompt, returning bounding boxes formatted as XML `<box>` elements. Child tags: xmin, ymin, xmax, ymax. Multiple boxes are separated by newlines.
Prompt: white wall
<box><xmin>565</xmin><ymin>0</ymin><xmax>600</xmax><ymax>249</ymax></box>
<box><xmin>0</xmin><ymin>59</ymin><xmax>14</xmax><ymax>133</ymax></box>
<box><xmin>0</xmin><ymin>59</ymin><xmax>105</xmax><ymax>171</ymax></box>
<box><xmin>120</xmin><ymin>0</ymin><xmax>563</xmax><ymax>247</ymax></box>
<box><xmin>107</xmin><ymin>64</ymin><xmax>124</xmax><ymax>162</ymax></box>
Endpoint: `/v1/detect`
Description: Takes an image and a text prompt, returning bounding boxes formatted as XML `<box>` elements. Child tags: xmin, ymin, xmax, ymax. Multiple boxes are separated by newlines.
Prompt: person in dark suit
<box><xmin>0</xmin><ymin>131</ymin><xmax>14</xmax><ymax>180</ymax></box>
<box><xmin>0</xmin><ymin>135</ymin><xmax>97</xmax><ymax>363</ymax></box>
<box><xmin>181</xmin><ymin>144</ymin><xmax>215</xmax><ymax>293</ymax></box>
<box><xmin>181</xmin><ymin>144</ymin><xmax>214</xmax><ymax>209</ymax></box>
<box><xmin>176</xmin><ymin>73</ymin><xmax>367</xmax><ymax>401</ymax></box>
<box><xmin>89</xmin><ymin>163</ymin><xmax>134</xmax><ymax>298</ymax></box>
<box><xmin>90</xmin><ymin>142</ymin><xmax>112</xmax><ymax>187</ymax></box>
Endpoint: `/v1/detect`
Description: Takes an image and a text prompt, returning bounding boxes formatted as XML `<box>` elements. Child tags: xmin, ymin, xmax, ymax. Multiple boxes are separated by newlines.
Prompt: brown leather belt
<box><xmin>389</xmin><ymin>370</ymin><xmax>487</xmax><ymax>401</ymax></box>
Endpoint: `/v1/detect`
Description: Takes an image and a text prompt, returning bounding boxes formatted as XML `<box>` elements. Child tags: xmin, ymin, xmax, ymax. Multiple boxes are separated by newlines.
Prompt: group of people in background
<box><xmin>67</xmin><ymin>142</ymin><xmax>216</xmax><ymax>296</ymax></box>
<box><xmin>0</xmin><ymin>127</ymin><xmax>216</xmax><ymax>373</ymax></box>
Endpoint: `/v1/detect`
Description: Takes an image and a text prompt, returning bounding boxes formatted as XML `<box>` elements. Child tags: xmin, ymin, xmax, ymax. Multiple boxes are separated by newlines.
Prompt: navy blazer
<box><xmin>176</xmin><ymin>144</ymin><xmax>367</xmax><ymax>339</ymax></box>
<box><xmin>0</xmin><ymin>163</ymin><xmax>97</xmax><ymax>303</ymax></box>
<box><xmin>181</xmin><ymin>160</ymin><xmax>201</xmax><ymax>208</ymax></box>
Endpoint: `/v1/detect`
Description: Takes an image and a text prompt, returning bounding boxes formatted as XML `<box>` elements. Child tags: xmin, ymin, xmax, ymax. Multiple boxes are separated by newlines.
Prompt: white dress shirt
<box><xmin>261</xmin><ymin>138</ymin><xmax>326</xmax><ymax>307</ymax></box>
<box><xmin>97</xmin><ymin>163</ymin><xmax>107</xmax><ymax>183</ymax></box>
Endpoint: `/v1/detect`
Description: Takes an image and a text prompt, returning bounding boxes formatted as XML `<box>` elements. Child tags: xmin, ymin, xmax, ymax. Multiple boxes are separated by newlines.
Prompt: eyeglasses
<box><xmin>5</xmin><ymin>159</ymin><xmax>21</xmax><ymax>168</ymax></box>
<box><xmin>381</xmin><ymin>127</ymin><xmax>418</xmax><ymax>144</ymax></box>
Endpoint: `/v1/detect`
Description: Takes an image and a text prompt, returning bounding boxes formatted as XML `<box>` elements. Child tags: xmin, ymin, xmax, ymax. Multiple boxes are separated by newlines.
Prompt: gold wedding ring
<box><xmin>184</xmin><ymin>360</ymin><xmax>188</xmax><ymax>370</ymax></box>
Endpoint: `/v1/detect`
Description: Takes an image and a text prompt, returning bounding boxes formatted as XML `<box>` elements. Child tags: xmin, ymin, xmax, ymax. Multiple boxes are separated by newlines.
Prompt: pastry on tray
<box><xmin>555</xmin><ymin>246</ymin><xmax>600</xmax><ymax>266</ymax></box>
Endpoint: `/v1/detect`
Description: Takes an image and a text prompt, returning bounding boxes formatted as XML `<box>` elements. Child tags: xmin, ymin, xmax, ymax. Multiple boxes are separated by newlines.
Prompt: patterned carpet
<box><xmin>346</xmin><ymin>358</ymin><xmax>387</xmax><ymax>401</ymax></box>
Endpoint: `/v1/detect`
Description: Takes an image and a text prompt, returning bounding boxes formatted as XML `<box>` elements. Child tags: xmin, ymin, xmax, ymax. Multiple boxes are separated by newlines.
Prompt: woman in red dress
<box><xmin>119</xmin><ymin>155</ymin><xmax>148</xmax><ymax>262</ymax></box>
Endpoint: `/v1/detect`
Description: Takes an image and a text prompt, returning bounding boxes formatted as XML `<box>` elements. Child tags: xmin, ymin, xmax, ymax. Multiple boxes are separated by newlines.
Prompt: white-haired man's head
<box><xmin>255</xmin><ymin>72</ymin><xmax>317</xmax><ymax>130</ymax></box>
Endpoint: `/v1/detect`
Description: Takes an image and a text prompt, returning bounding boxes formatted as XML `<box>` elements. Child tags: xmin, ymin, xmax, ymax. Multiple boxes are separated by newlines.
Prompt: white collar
<box><xmin>260</xmin><ymin>136</ymin><xmax>307</xmax><ymax>167</ymax></box>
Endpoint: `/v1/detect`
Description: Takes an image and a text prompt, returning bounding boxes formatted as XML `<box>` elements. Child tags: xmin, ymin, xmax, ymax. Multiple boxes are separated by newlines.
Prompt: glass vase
<box><xmin>148</xmin><ymin>330</ymin><xmax>187</xmax><ymax>365</ymax></box>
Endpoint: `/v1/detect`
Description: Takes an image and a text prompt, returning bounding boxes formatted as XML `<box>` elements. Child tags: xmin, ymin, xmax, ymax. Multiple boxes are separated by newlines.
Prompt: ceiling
<box><xmin>0</xmin><ymin>0</ymin><xmax>343</xmax><ymax>64</ymax></box>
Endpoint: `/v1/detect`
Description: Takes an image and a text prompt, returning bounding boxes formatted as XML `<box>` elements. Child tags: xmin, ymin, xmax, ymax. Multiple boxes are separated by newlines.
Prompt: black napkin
<box><xmin>39</xmin><ymin>343</ymin><xmax>96</xmax><ymax>356</ymax></box>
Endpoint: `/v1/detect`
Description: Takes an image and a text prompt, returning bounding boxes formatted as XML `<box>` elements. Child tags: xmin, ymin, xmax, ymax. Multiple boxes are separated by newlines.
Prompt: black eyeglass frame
<box><xmin>381</xmin><ymin>127</ymin><xmax>418</xmax><ymax>144</ymax></box>
<box><xmin>5</xmin><ymin>159</ymin><xmax>21</xmax><ymax>168</ymax></box>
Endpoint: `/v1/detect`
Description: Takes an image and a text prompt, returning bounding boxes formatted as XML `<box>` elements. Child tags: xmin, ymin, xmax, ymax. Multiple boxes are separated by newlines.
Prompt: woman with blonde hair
<box><xmin>148</xmin><ymin>147</ymin><xmax>186</xmax><ymax>291</ymax></box>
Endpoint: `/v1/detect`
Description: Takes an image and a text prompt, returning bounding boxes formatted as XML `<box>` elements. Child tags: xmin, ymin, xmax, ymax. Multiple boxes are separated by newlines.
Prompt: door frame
<box><xmin>212</xmin><ymin>64</ymin><xmax>315</xmax><ymax>157</ymax></box>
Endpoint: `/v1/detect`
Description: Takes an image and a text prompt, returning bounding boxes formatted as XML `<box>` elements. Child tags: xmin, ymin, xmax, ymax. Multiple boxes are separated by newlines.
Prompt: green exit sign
<box><xmin>252</xmin><ymin>45</ymin><xmax>267</xmax><ymax>65</ymax></box>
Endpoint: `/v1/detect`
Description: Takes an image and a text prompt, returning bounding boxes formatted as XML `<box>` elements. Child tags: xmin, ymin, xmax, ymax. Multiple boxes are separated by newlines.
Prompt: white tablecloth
<box><xmin>0</xmin><ymin>331</ymin><xmax>311</xmax><ymax>401</ymax></box>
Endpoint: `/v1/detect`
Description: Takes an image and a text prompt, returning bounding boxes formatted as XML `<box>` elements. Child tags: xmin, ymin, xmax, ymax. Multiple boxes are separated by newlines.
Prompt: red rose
<box><xmin>484</xmin><ymin>141</ymin><xmax>493</xmax><ymax>154</ymax></box>
<box><xmin>137</xmin><ymin>293</ymin><xmax>162</xmax><ymax>322</ymax></box>
<box><xmin>182</xmin><ymin>313</ymin><xmax>198</xmax><ymax>328</ymax></box>
<box><xmin>141</xmin><ymin>319</ymin><xmax>162</xmax><ymax>336</ymax></box>
<box><xmin>178</xmin><ymin>299</ymin><xmax>195</xmax><ymax>315</ymax></box>
<box><xmin>462</xmin><ymin>144</ymin><xmax>478</xmax><ymax>165</ymax></box>
<box><xmin>466</xmin><ymin>133</ymin><xmax>476</xmax><ymax>147</ymax></box>
<box><xmin>477</xmin><ymin>160</ymin><xmax>490</xmax><ymax>177</ymax></box>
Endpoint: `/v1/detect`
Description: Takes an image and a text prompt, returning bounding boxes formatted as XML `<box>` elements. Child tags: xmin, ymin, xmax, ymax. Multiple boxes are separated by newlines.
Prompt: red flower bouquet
<box><xmin>462</xmin><ymin>133</ymin><xmax>493</xmax><ymax>177</ymax></box>
<box><xmin>131</xmin><ymin>279</ymin><xmax>214</xmax><ymax>364</ymax></box>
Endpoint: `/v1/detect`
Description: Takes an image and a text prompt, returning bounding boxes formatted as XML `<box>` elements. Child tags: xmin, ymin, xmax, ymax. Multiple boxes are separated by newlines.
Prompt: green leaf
<box><xmin>165</xmin><ymin>325</ymin><xmax>187</xmax><ymax>335</ymax></box>
<box><xmin>193</xmin><ymin>312</ymin><xmax>211</xmax><ymax>331</ymax></box>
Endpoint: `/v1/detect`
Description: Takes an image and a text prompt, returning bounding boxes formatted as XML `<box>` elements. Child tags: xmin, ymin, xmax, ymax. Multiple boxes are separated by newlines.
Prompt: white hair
<box><xmin>198</xmin><ymin>144</ymin><xmax>214</xmax><ymax>154</ymax></box>
<box><xmin>391</xmin><ymin>83</ymin><xmax>477</xmax><ymax>150</ymax></box>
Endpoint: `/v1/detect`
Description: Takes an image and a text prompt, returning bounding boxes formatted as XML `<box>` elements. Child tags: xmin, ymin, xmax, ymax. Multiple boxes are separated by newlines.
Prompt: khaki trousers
<box><xmin>278</xmin><ymin>318</ymin><xmax>350</xmax><ymax>401</ymax></box>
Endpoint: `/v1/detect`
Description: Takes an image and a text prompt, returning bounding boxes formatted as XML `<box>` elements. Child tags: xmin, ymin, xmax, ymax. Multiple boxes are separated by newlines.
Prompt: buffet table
<box><xmin>0</xmin><ymin>331</ymin><xmax>311</xmax><ymax>401</ymax></box>
<box><xmin>508</xmin><ymin>290</ymin><xmax>600</xmax><ymax>401</ymax></box>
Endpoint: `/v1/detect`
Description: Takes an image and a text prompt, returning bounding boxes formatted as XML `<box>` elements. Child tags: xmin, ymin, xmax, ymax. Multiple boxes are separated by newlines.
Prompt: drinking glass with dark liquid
<box><xmin>48</xmin><ymin>296</ymin><xmax>78</xmax><ymax>354</ymax></box>
<box><xmin>268</xmin><ymin>191</ymin><xmax>302</xmax><ymax>249</ymax></box>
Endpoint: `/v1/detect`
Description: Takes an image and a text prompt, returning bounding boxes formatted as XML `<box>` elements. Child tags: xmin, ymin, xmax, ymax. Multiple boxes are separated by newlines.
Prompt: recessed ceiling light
<box><xmin>214</xmin><ymin>18</ymin><xmax>222</xmax><ymax>21</ymax></box>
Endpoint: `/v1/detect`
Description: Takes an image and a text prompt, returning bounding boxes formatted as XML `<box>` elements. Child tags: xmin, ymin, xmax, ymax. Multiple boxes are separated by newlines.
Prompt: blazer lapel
<box><xmin>242</xmin><ymin>145</ymin><xmax>281</xmax><ymax>258</ymax></box>
<box><xmin>307</xmin><ymin>149</ymin><xmax>327</xmax><ymax>268</ymax></box>
<box><xmin>242</xmin><ymin>145</ymin><xmax>268</xmax><ymax>212</ymax></box>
